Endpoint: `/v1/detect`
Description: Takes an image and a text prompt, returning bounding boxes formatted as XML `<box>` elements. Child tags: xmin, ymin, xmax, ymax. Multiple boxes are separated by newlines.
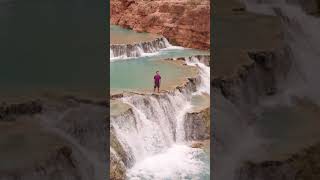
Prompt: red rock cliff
<box><xmin>111</xmin><ymin>0</ymin><xmax>210</xmax><ymax>50</ymax></box>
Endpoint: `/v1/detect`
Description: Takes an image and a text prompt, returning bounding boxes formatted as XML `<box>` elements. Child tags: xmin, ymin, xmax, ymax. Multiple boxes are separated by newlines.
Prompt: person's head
<box><xmin>156</xmin><ymin>71</ymin><xmax>159</xmax><ymax>75</ymax></box>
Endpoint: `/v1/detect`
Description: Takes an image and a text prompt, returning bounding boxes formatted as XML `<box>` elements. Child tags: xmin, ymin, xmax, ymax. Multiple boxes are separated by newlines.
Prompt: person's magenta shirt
<box><xmin>154</xmin><ymin>74</ymin><xmax>161</xmax><ymax>84</ymax></box>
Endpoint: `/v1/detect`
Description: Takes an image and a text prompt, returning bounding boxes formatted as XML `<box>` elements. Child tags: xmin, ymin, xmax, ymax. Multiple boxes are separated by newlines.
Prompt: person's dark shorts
<box><xmin>154</xmin><ymin>83</ymin><xmax>160</xmax><ymax>88</ymax></box>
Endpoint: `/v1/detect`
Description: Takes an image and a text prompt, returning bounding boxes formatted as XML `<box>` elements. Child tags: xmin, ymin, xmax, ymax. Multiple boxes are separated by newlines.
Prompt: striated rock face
<box><xmin>184</xmin><ymin>107</ymin><xmax>210</xmax><ymax>141</ymax></box>
<box><xmin>111</xmin><ymin>0</ymin><xmax>210</xmax><ymax>50</ymax></box>
<box><xmin>213</xmin><ymin>49</ymin><xmax>291</xmax><ymax>112</ymax></box>
<box><xmin>110</xmin><ymin>149</ymin><xmax>126</xmax><ymax>180</ymax></box>
<box><xmin>238</xmin><ymin>143</ymin><xmax>320</xmax><ymax>180</ymax></box>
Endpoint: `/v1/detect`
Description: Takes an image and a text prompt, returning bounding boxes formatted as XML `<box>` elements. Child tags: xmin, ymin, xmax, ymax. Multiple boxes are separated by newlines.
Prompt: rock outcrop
<box><xmin>184</xmin><ymin>107</ymin><xmax>210</xmax><ymax>141</ymax></box>
<box><xmin>111</xmin><ymin>0</ymin><xmax>210</xmax><ymax>50</ymax></box>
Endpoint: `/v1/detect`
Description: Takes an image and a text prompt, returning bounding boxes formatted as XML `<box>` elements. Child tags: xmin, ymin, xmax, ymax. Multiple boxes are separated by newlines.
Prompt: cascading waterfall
<box><xmin>240</xmin><ymin>0</ymin><xmax>320</xmax><ymax>103</ymax></box>
<box><xmin>110</xmin><ymin>37</ymin><xmax>172</xmax><ymax>60</ymax></box>
<box><xmin>214</xmin><ymin>1</ymin><xmax>320</xmax><ymax>180</ymax></box>
<box><xmin>110</xmin><ymin>57</ymin><xmax>210</xmax><ymax>179</ymax></box>
<box><xmin>38</xmin><ymin>104</ymin><xmax>107</xmax><ymax>180</ymax></box>
<box><xmin>185</xmin><ymin>56</ymin><xmax>211</xmax><ymax>95</ymax></box>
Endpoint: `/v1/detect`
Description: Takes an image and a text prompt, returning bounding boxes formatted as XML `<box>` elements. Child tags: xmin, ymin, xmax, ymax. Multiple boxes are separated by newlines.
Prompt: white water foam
<box><xmin>127</xmin><ymin>144</ymin><xmax>208</xmax><ymax>180</ymax></box>
<box><xmin>186</xmin><ymin>56</ymin><xmax>211</xmax><ymax>95</ymax></box>
<box><xmin>241</xmin><ymin>0</ymin><xmax>320</xmax><ymax>103</ymax></box>
<box><xmin>110</xmin><ymin>37</ymin><xmax>185</xmax><ymax>62</ymax></box>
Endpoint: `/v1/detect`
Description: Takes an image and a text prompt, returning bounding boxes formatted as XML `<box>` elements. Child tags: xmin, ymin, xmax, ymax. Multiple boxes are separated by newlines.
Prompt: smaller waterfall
<box><xmin>110</xmin><ymin>37</ymin><xmax>172</xmax><ymax>60</ymax></box>
<box><xmin>185</xmin><ymin>56</ymin><xmax>211</xmax><ymax>95</ymax></box>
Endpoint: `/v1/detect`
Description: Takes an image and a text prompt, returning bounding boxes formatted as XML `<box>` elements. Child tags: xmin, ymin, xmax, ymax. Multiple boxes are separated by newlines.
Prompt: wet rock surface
<box><xmin>184</xmin><ymin>107</ymin><xmax>210</xmax><ymax>141</ymax></box>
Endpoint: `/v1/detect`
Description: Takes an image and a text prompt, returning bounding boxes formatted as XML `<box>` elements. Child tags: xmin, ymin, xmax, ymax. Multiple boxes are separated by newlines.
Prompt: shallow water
<box><xmin>110</xmin><ymin>45</ymin><xmax>208</xmax><ymax>91</ymax></box>
<box><xmin>110</xmin><ymin>25</ymin><xmax>159</xmax><ymax>44</ymax></box>
<box><xmin>111</xmin><ymin>59</ymin><xmax>186</xmax><ymax>91</ymax></box>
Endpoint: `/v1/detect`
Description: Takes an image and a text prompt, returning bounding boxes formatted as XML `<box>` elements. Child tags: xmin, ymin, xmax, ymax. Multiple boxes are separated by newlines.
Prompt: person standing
<box><xmin>154</xmin><ymin>71</ymin><xmax>161</xmax><ymax>93</ymax></box>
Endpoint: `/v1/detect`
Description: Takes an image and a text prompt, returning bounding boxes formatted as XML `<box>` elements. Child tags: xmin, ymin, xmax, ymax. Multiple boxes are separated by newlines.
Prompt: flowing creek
<box><xmin>110</xmin><ymin>25</ymin><xmax>210</xmax><ymax>179</ymax></box>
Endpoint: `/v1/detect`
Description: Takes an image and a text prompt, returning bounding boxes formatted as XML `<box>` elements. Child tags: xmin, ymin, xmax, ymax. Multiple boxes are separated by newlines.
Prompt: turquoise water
<box><xmin>110</xmin><ymin>46</ymin><xmax>209</xmax><ymax>91</ymax></box>
<box><xmin>111</xmin><ymin>59</ymin><xmax>184</xmax><ymax>91</ymax></box>
<box><xmin>110</xmin><ymin>25</ymin><xmax>209</xmax><ymax>92</ymax></box>
<box><xmin>110</xmin><ymin>25</ymin><xmax>158</xmax><ymax>44</ymax></box>
<box><xmin>110</xmin><ymin>26</ymin><xmax>210</xmax><ymax>179</ymax></box>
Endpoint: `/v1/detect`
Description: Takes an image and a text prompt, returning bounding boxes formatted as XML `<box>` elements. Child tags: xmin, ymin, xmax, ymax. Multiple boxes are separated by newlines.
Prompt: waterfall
<box><xmin>110</xmin><ymin>56</ymin><xmax>210</xmax><ymax>179</ymax></box>
<box><xmin>240</xmin><ymin>0</ymin><xmax>320</xmax><ymax>103</ymax></box>
<box><xmin>38</xmin><ymin>104</ymin><xmax>107</xmax><ymax>180</ymax></box>
<box><xmin>185</xmin><ymin>56</ymin><xmax>211</xmax><ymax>95</ymax></box>
<box><xmin>110</xmin><ymin>37</ymin><xmax>172</xmax><ymax>60</ymax></box>
<box><xmin>213</xmin><ymin>1</ymin><xmax>320</xmax><ymax>180</ymax></box>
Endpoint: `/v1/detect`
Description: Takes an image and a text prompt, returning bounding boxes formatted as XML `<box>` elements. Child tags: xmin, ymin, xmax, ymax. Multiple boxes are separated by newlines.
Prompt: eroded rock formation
<box><xmin>111</xmin><ymin>0</ymin><xmax>210</xmax><ymax>50</ymax></box>
<box><xmin>184</xmin><ymin>107</ymin><xmax>210</xmax><ymax>141</ymax></box>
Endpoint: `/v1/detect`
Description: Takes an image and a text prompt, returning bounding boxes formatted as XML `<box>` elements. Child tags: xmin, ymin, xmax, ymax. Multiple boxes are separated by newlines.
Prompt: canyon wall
<box><xmin>110</xmin><ymin>0</ymin><xmax>210</xmax><ymax>50</ymax></box>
